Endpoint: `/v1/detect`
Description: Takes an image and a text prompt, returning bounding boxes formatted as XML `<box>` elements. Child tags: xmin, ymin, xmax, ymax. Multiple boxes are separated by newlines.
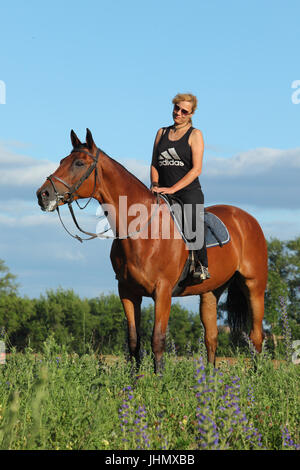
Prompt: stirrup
<box><xmin>192</xmin><ymin>263</ymin><xmax>210</xmax><ymax>280</ymax></box>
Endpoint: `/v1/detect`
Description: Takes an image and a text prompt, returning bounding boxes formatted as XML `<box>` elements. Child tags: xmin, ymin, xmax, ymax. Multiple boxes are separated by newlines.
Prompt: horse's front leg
<box><xmin>152</xmin><ymin>280</ymin><xmax>172</xmax><ymax>374</ymax></box>
<box><xmin>118</xmin><ymin>282</ymin><xmax>142</xmax><ymax>370</ymax></box>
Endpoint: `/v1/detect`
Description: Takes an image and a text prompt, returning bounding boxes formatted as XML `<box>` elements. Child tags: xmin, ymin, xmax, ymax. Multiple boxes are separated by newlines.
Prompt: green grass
<box><xmin>0</xmin><ymin>336</ymin><xmax>299</xmax><ymax>450</ymax></box>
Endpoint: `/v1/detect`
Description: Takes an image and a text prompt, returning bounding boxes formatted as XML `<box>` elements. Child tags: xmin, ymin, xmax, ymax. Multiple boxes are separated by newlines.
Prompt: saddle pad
<box><xmin>159</xmin><ymin>194</ymin><xmax>230</xmax><ymax>248</ymax></box>
<box><xmin>204</xmin><ymin>211</ymin><xmax>230</xmax><ymax>248</ymax></box>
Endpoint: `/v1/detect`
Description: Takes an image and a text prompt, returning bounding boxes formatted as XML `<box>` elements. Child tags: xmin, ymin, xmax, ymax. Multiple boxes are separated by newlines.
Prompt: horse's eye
<box><xmin>75</xmin><ymin>160</ymin><xmax>84</xmax><ymax>167</ymax></box>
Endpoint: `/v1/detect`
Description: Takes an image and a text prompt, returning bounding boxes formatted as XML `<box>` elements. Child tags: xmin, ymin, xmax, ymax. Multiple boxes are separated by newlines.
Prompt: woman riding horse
<box><xmin>36</xmin><ymin>126</ymin><xmax>268</xmax><ymax>372</ymax></box>
<box><xmin>151</xmin><ymin>93</ymin><xmax>210</xmax><ymax>280</ymax></box>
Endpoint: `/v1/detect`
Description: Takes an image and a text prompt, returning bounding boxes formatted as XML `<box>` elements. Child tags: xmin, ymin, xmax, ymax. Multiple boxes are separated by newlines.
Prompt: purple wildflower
<box><xmin>281</xmin><ymin>425</ymin><xmax>300</xmax><ymax>450</ymax></box>
<box><xmin>247</xmin><ymin>385</ymin><xmax>255</xmax><ymax>409</ymax></box>
<box><xmin>118</xmin><ymin>385</ymin><xmax>150</xmax><ymax>450</ymax></box>
<box><xmin>133</xmin><ymin>405</ymin><xmax>150</xmax><ymax>450</ymax></box>
<box><xmin>118</xmin><ymin>386</ymin><xmax>133</xmax><ymax>439</ymax></box>
<box><xmin>194</xmin><ymin>357</ymin><xmax>220</xmax><ymax>450</ymax></box>
<box><xmin>242</xmin><ymin>332</ymin><xmax>258</xmax><ymax>361</ymax></box>
<box><xmin>218</xmin><ymin>375</ymin><xmax>263</xmax><ymax>449</ymax></box>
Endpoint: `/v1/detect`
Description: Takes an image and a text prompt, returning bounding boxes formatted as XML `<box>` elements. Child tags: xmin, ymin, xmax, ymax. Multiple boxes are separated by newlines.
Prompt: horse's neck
<box><xmin>98</xmin><ymin>152</ymin><xmax>152</xmax><ymax>204</ymax></box>
<box><xmin>97</xmin><ymin>152</ymin><xmax>155</xmax><ymax>233</ymax></box>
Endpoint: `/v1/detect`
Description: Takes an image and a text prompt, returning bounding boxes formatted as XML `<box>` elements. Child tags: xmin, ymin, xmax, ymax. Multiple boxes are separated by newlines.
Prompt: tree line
<box><xmin>0</xmin><ymin>237</ymin><xmax>299</xmax><ymax>356</ymax></box>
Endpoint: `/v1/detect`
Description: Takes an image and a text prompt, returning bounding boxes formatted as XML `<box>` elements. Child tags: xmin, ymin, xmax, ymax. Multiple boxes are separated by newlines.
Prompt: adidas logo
<box><xmin>158</xmin><ymin>148</ymin><xmax>184</xmax><ymax>166</ymax></box>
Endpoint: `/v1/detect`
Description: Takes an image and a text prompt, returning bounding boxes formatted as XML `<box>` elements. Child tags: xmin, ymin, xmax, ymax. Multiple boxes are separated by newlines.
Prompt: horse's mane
<box><xmin>99</xmin><ymin>148</ymin><xmax>154</xmax><ymax>198</ymax></box>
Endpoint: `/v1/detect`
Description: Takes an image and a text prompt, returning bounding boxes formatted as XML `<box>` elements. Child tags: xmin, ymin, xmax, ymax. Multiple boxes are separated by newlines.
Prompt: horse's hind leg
<box><xmin>118</xmin><ymin>282</ymin><xmax>142</xmax><ymax>369</ymax></box>
<box><xmin>244</xmin><ymin>278</ymin><xmax>265</xmax><ymax>353</ymax></box>
<box><xmin>199</xmin><ymin>292</ymin><xmax>218</xmax><ymax>365</ymax></box>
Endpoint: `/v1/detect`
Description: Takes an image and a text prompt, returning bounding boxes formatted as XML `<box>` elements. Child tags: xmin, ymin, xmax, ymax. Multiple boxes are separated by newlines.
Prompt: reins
<box><xmin>47</xmin><ymin>146</ymin><xmax>161</xmax><ymax>243</ymax></box>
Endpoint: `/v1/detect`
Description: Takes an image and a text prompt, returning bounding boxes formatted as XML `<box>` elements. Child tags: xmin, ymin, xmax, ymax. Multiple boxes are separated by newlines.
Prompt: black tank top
<box><xmin>153</xmin><ymin>126</ymin><xmax>201</xmax><ymax>193</ymax></box>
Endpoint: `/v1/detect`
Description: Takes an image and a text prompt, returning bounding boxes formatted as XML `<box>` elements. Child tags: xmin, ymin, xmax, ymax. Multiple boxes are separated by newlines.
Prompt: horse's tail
<box><xmin>226</xmin><ymin>272</ymin><xmax>251</xmax><ymax>336</ymax></box>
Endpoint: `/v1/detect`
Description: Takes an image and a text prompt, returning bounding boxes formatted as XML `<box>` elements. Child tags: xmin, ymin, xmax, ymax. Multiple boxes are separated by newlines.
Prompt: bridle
<box><xmin>46</xmin><ymin>146</ymin><xmax>160</xmax><ymax>243</ymax></box>
<box><xmin>46</xmin><ymin>147</ymin><xmax>102</xmax><ymax>242</ymax></box>
<box><xmin>47</xmin><ymin>147</ymin><xmax>100</xmax><ymax>207</ymax></box>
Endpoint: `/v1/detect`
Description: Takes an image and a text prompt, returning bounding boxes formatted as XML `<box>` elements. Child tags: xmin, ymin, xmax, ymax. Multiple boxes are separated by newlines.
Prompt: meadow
<box><xmin>0</xmin><ymin>334</ymin><xmax>299</xmax><ymax>451</ymax></box>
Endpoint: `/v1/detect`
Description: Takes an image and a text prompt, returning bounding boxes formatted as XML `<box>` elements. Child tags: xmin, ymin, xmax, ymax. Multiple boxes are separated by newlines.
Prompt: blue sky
<box><xmin>0</xmin><ymin>0</ymin><xmax>300</xmax><ymax>313</ymax></box>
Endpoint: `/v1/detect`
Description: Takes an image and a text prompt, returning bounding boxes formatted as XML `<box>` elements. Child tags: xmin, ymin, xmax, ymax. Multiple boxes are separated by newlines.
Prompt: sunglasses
<box><xmin>173</xmin><ymin>104</ymin><xmax>191</xmax><ymax>116</ymax></box>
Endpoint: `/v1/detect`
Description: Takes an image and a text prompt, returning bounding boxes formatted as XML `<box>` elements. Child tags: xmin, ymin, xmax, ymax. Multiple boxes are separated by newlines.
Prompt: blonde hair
<box><xmin>172</xmin><ymin>93</ymin><xmax>198</xmax><ymax>123</ymax></box>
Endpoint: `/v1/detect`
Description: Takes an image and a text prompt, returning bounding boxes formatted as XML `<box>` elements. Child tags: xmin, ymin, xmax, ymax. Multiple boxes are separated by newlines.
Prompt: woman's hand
<box><xmin>153</xmin><ymin>186</ymin><xmax>176</xmax><ymax>195</ymax></box>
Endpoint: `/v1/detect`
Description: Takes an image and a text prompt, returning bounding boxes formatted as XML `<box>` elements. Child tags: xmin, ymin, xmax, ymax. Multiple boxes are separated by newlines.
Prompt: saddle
<box><xmin>159</xmin><ymin>194</ymin><xmax>231</xmax><ymax>296</ymax></box>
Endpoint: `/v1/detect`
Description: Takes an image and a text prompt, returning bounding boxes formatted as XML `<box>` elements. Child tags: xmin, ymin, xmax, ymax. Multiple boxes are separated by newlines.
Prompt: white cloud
<box><xmin>0</xmin><ymin>163</ymin><xmax>57</xmax><ymax>186</ymax></box>
<box><xmin>201</xmin><ymin>147</ymin><xmax>300</xmax><ymax>209</ymax></box>
<box><xmin>204</xmin><ymin>147</ymin><xmax>300</xmax><ymax>177</ymax></box>
<box><xmin>0</xmin><ymin>143</ymin><xmax>56</xmax><ymax>187</ymax></box>
<box><xmin>0</xmin><ymin>198</ymin><xmax>57</xmax><ymax>227</ymax></box>
<box><xmin>54</xmin><ymin>249</ymin><xmax>86</xmax><ymax>262</ymax></box>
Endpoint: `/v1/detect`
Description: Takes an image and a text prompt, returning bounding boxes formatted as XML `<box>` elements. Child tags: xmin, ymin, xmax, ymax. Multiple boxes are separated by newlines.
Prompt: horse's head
<box><xmin>37</xmin><ymin>129</ymin><xmax>100</xmax><ymax>212</ymax></box>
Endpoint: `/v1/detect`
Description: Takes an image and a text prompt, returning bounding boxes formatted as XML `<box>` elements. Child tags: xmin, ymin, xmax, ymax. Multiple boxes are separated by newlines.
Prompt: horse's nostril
<box><xmin>42</xmin><ymin>190</ymin><xmax>49</xmax><ymax>198</ymax></box>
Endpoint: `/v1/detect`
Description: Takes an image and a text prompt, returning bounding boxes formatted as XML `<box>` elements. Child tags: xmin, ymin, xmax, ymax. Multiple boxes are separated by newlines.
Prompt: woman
<box><xmin>150</xmin><ymin>93</ymin><xmax>210</xmax><ymax>280</ymax></box>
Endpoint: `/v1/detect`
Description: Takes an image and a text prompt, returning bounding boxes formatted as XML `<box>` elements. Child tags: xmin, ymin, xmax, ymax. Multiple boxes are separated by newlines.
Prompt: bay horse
<box><xmin>36</xmin><ymin>129</ymin><xmax>268</xmax><ymax>372</ymax></box>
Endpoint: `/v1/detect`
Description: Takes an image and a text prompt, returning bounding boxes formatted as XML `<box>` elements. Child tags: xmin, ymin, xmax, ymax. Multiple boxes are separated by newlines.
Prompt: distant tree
<box><xmin>285</xmin><ymin>237</ymin><xmax>300</xmax><ymax>323</ymax></box>
<box><xmin>88</xmin><ymin>293</ymin><xmax>126</xmax><ymax>353</ymax></box>
<box><xmin>168</xmin><ymin>302</ymin><xmax>202</xmax><ymax>355</ymax></box>
<box><xmin>140</xmin><ymin>304</ymin><xmax>154</xmax><ymax>351</ymax></box>
<box><xmin>265</xmin><ymin>237</ymin><xmax>300</xmax><ymax>338</ymax></box>
<box><xmin>31</xmin><ymin>288</ymin><xmax>92</xmax><ymax>353</ymax></box>
<box><xmin>0</xmin><ymin>293</ymin><xmax>34</xmax><ymax>350</ymax></box>
<box><xmin>0</xmin><ymin>259</ymin><xmax>18</xmax><ymax>295</ymax></box>
<box><xmin>0</xmin><ymin>260</ymin><xmax>28</xmax><ymax>350</ymax></box>
<box><xmin>264</xmin><ymin>238</ymin><xmax>290</xmax><ymax>333</ymax></box>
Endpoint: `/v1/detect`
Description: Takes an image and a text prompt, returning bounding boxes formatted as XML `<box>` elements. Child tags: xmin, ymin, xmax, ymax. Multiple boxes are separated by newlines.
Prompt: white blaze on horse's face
<box><xmin>45</xmin><ymin>198</ymin><xmax>59</xmax><ymax>212</ymax></box>
<box><xmin>36</xmin><ymin>184</ymin><xmax>58</xmax><ymax>212</ymax></box>
<box><xmin>36</xmin><ymin>156</ymin><xmax>74</xmax><ymax>212</ymax></box>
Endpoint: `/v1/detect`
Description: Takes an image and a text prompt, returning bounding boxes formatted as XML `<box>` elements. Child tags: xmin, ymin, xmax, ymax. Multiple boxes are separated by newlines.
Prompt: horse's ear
<box><xmin>70</xmin><ymin>130</ymin><xmax>82</xmax><ymax>149</ymax></box>
<box><xmin>86</xmin><ymin>128</ymin><xmax>96</xmax><ymax>151</ymax></box>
